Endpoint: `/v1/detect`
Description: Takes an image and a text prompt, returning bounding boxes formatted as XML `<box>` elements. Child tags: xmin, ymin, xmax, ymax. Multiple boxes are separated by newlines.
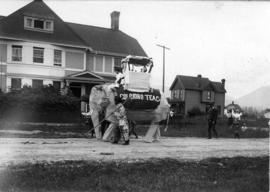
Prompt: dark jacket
<box><xmin>208</xmin><ymin>107</ymin><xmax>218</xmax><ymax>121</ymax></box>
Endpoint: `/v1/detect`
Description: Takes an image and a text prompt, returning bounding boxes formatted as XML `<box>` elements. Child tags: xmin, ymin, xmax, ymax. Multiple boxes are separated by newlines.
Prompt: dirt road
<box><xmin>0</xmin><ymin>137</ymin><xmax>268</xmax><ymax>165</ymax></box>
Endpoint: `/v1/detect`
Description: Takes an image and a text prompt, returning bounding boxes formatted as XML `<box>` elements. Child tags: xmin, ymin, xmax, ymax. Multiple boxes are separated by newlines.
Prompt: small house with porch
<box><xmin>169</xmin><ymin>74</ymin><xmax>226</xmax><ymax>116</ymax></box>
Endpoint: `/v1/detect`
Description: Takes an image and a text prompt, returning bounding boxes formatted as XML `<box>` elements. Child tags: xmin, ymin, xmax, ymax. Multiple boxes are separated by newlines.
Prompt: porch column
<box><xmin>61</xmin><ymin>80</ymin><xmax>70</xmax><ymax>95</ymax></box>
<box><xmin>81</xmin><ymin>84</ymin><xmax>86</xmax><ymax>112</ymax></box>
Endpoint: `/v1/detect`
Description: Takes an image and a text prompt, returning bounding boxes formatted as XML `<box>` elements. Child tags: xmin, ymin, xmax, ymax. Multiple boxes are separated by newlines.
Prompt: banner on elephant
<box><xmin>115</xmin><ymin>87</ymin><xmax>161</xmax><ymax>110</ymax></box>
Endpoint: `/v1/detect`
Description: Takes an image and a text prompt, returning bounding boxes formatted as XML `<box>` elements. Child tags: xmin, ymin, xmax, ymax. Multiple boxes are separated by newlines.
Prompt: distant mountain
<box><xmin>235</xmin><ymin>86</ymin><xmax>270</xmax><ymax>110</ymax></box>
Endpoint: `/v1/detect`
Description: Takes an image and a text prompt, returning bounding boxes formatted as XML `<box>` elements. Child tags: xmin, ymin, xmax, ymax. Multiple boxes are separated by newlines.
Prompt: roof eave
<box><xmin>91</xmin><ymin>50</ymin><xmax>146</xmax><ymax>58</ymax></box>
<box><xmin>0</xmin><ymin>35</ymin><xmax>91</xmax><ymax>50</ymax></box>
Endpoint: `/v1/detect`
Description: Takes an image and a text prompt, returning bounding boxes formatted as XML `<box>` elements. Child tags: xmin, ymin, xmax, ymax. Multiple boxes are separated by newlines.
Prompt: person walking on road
<box><xmin>207</xmin><ymin>104</ymin><xmax>218</xmax><ymax>139</ymax></box>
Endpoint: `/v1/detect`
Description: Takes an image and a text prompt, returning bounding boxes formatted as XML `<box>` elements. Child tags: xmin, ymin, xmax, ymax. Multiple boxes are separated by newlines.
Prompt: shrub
<box><xmin>0</xmin><ymin>86</ymin><xmax>81</xmax><ymax>122</ymax></box>
<box><xmin>187</xmin><ymin>107</ymin><xmax>204</xmax><ymax>117</ymax></box>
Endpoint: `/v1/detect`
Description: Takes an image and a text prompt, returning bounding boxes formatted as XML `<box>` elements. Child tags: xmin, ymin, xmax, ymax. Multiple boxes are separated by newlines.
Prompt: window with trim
<box><xmin>95</xmin><ymin>55</ymin><xmax>104</xmax><ymax>72</ymax></box>
<box><xmin>171</xmin><ymin>90</ymin><xmax>179</xmax><ymax>99</ymax></box>
<box><xmin>11</xmin><ymin>78</ymin><xmax>21</xmax><ymax>90</ymax></box>
<box><xmin>104</xmin><ymin>56</ymin><xmax>113</xmax><ymax>73</ymax></box>
<box><xmin>94</xmin><ymin>55</ymin><xmax>114</xmax><ymax>74</ymax></box>
<box><xmin>32</xmin><ymin>79</ymin><xmax>43</xmax><ymax>88</ymax></box>
<box><xmin>25</xmin><ymin>17</ymin><xmax>33</xmax><ymax>28</ymax></box>
<box><xmin>175</xmin><ymin>90</ymin><xmax>180</xmax><ymax>99</ymax></box>
<box><xmin>180</xmin><ymin>89</ymin><xmax>184</xmax><ymax>100</ymax></box>
<box><xmin>45</xmin><ymin>21</ymin><xmax>52</xmax><ymax>30</ymax></box>
<box><xmin>54</xmin><ymin>50</ymin><xmax>62</xmax><ymax>66</ymax></box>
<box><xmin>33</xmin><ymin>47</ymin><xmax>44</xmax><ymax>63</ymax></box>
<box><xmin>12</xmin><ymin>45</ymin><xmax>22</xmax><ymax>62</ymax></box>
<box><xmin>114</xmin><ymin>57</ymin><xmax>122</xmax><ymax>71</ymax></box>
<box><xmin>24</xmin><ymin>16</ymin><xmax>54</xmax><ymax>32</ymax></box>
<box><xmin>207</xmin><ymin>91</ymin><xmax>211</xmax><ymax>100</ymax></box>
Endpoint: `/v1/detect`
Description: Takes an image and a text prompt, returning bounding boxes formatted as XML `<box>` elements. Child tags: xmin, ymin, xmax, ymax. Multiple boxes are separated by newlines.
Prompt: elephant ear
<box><xmin>89</xmin><ymin>86</ymin><xmax>105</xmax><ymax>112</ymax></box>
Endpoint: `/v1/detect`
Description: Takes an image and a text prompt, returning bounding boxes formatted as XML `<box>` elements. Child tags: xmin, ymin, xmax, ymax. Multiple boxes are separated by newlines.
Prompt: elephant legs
<box><xmin>144</xmin><ymin>121</ymin><xmax>160</xmax><ymax>143</ymax></box>
<box><xmin>102</xmin><ymin>122</ymin><xmax>117</xmax><ymax>141</ymax></box>
<box><xmin>91</xmin><ymin>111</ymin><xmax>102</xmax><ymax>139</ymax></box>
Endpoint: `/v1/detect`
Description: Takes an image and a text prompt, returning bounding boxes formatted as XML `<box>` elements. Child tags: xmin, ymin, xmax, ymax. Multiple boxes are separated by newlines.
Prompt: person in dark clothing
<box><xmin>207</xmin><ymin>104</ymin><xmax>218</xmax><ymax>139</ymax></box>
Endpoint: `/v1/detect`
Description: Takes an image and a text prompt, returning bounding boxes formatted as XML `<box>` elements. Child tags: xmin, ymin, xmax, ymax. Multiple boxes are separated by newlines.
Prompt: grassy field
<box><xmin>0</xmin><ymin>156</ymin><xmax>268</xmax><ymax>192</ymax></box>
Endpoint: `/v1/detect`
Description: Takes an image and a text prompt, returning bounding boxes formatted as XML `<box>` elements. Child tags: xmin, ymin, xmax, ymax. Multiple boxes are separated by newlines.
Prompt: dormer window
<box><xmin>34</xmin><ymin>19</ymin><xmax>44</xmax><ymax>29</ymax></box>
<box><xmin>24</xmin><ymin>16</ymin><xmax>54</xmax><ymax>32</ymax></box>
<box><xmin>45</xmin><ymin>21</ymin><xmax>52</xmax><ymax>30</ymax></box>
<box><xmin>25</xmin><ymin>18</ymin><xmax>33</xmax><ymax>28</ymax></box>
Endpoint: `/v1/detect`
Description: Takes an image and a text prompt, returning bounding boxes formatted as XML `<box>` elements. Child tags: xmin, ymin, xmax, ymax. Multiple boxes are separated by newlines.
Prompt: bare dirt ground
<box><xmin>0</xmin><ymin>137</ymin><xmax>268</xmax><ymax>166</ymax></box>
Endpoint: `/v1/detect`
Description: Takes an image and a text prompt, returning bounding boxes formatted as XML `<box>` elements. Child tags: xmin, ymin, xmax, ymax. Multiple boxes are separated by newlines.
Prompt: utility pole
<box><xmin>0</xmin><ymin>57</ymin><xmax>2</xmax><ymax>92</ymax></box>
<box><xmin>156</xmin><ymin>44</ymin><xmax>170</xmax><ymax>93</ymax></box>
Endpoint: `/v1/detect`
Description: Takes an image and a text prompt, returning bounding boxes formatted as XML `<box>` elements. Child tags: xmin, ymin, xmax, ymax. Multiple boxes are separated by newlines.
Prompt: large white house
<box><xmin>0</xmin><ymin>0</ymin><xmax>147</xmax><ymax>98</ymax></box>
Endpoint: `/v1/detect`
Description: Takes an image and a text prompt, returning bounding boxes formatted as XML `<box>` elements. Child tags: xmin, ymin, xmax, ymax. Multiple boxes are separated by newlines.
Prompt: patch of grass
<box><xmin>0</xmin><ymin>156</ymin><xmax>268</xmax><ymax>192</ymax></box>
<box><xmin>158</xmin><ymin>116</ymin><xmax>269</xmax><ymax>138</ymax></box>
<box><xmin>0</xmin><ymin>116</ymin><xmax>268</xmax><ymax>139</ymax></box>
<box><xmin>135</xmin><ymin>123</ymin><xmax>269</xmax><ymax>139</ymax></box>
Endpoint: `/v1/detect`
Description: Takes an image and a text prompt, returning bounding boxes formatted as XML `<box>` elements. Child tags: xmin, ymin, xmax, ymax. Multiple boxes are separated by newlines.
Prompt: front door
<box><xmin>69</xmin><ymin>82</ymin><xmax>81</xmax><ymax>98</ymax></box>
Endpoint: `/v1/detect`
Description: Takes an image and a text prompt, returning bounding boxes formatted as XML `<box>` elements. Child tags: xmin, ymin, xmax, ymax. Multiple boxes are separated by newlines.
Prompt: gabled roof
<box><xmin>68</xmin><ymin>71</ymin><xmax>104</xmax><ymax>80</ymax></box>
<box><xmin>0</xmin><ymin>0</ymin><xmax>147</xmax><ymax>57</ymax></box>
<box><xmin>67</xmin><ymin>23</ymin><xmax>147</xmax><ymax>57</ymax></box>
<box><xmin>211</xmin><ymin>81</ymin><xmax>226</xmax><ymax>93</ymax></box>
<box><xmin>170</xmin><ymin>75</ymin><xmax>226</xmax><ymax>93</ymax></box>
<box><xmin>0</xmin><ymin>0</ymin><xmax>87</xmax><ymax>48</ymax></box>
<box><xmin>66</xmin><ymin>70</ymin><xmax>115</xmax><ymax>83</ymax></box>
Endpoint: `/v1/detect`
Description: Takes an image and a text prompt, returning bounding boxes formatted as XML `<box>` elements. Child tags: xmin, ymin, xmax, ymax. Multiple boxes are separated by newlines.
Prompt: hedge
<box><xmin>0</xmin><ymin>86</ymin><xmax>82</xmax><ymax>123</ymax></box>
<box><xmin>187</xmin><ymin>107</ymin><xmax>205</xmax><ymax>117</ymax></box>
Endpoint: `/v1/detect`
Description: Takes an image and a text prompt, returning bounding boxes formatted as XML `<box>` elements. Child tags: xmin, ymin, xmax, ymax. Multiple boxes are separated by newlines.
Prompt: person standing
<box><xmin>231</xmin><ymin>109</ymin><xmax>242</xmax><ymax>139</ymax></box>
<box><xmin>113</xmin><ymin>98</ymin><xmax>130</xmax><ymax>145</ymax></box>
<box><xmin>169</xmin><ymin>108</ymin><xmax>176</xmax><ymax>128</ymax></box>
<box><xmin>207</xmin><ymin>104</ymin><xmax>218</xmax><ymax>139</ymax></box>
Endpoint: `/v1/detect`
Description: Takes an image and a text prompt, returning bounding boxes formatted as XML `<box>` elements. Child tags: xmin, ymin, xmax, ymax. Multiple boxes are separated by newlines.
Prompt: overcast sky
<box><xmin>1</xmin><ymin>0</ymin><xmax>270</xmax><ymax>99</ymax></box>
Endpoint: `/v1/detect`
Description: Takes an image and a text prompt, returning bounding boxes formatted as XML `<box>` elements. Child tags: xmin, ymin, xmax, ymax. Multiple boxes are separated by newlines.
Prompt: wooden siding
<box><xmin>0</xmin><ymin>75</ymin><xmax>7</xmax><ymax>91</ymax></box>
<box><xmin>185</xmin><ymin>90</ymin><xmax>204</xmax><ymax>114</ymax></box>
<box><xmin>215</xmin><ymin>92</ymin><xmax>225</xmax><ymax>117</ymax></box>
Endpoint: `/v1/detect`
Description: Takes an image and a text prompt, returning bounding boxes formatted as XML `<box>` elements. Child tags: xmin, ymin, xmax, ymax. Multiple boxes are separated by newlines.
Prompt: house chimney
<box><xmin>197</xmin><ymin>74</ymin><xmax>202</xmax><ymax>87</ymax></box>
<box><xmin>221</xmin><ymin>79</ymin><xmax>225</xmax><ymax>87</ymax></box>
<box><xmin>111</xmin><ymin>11</ymin><xmax>120</xmax><ymax>30</ymax></box>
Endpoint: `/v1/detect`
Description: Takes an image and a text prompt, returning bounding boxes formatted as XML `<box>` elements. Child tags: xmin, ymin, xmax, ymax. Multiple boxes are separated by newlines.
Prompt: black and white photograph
<box><xmin>0</xmin><ymin>0</ymin><xmax>269</xmax><ymax>191</ymax></box>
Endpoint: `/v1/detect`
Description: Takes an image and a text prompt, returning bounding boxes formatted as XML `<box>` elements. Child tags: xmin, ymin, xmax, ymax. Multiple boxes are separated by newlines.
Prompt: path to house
<box><xmin>0</xmin><ymin>137</ymin><xmax>268</xmax><ymax>166</ymax></box>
